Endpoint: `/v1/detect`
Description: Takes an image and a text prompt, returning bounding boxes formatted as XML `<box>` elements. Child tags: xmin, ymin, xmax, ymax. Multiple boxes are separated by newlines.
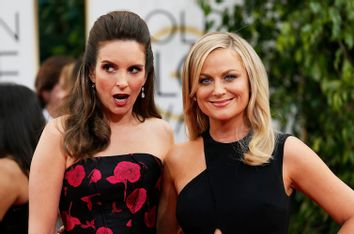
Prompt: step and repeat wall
<box><xmin>0</xmin><ymin>0</ymin><xmax>38</xmax><ymax>89</ymax></box>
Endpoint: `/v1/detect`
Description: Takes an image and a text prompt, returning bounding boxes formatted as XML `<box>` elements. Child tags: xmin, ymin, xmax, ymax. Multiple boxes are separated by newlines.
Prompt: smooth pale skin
<box><xmin>0</xmin><ymin>158</ymin><xmax>28</xmax><ymax>220</ymax></box>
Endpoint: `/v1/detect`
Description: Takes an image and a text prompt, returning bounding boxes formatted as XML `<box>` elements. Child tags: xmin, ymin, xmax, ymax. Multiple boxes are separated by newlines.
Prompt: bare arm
<box><xmin>29</xmin><ymin>119</ymin><xmax>67</xmax><ymax>234</ymax></box>
<box><xmin>284</xmin><ymin>136</ymin><xmax>354</xmax><ymax>233</ymax></box>
<box><xmin>157</xmin><ymin>146</ymin><xmax>180</xmax><ymax>234</ymax></box>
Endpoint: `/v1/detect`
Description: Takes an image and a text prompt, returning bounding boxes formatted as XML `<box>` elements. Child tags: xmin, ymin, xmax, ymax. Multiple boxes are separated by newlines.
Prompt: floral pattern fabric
<box><xmin>59</xmin><ymin>153</ymin><xmax>162</xmax><ymax>234</ymax></box>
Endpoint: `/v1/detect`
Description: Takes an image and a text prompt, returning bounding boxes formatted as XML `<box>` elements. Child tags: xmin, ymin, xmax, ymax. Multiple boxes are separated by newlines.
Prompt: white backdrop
<box><xmin>0</xmin><ymin>0</ymin><xmax>38</xmax><ymax>89</ymax></box>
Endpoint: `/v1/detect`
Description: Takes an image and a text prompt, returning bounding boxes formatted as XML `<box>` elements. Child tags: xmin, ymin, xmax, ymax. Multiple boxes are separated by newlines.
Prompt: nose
<box><xmin>213</xmin><ymin>79</ymin><xmax>226</xmax><ymax>96</ymax></box>
<box><xmin>115</xmin><ymin>73</ymin><xmax>128</xmax><ymax>88</ymax></box>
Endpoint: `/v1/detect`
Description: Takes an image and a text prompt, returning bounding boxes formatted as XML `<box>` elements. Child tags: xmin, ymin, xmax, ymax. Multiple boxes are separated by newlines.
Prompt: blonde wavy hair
<box><xmin>182</xmin><ymin>32</ymin><xmax>275</xmax><ymax>165</ymax></box>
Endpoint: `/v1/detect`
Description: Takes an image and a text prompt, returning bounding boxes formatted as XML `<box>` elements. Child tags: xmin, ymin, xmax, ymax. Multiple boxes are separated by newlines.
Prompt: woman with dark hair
<box><xmin>29</xmin><ymin>11</ymin><xmax>173</xmax><ymax>234</ymax></box>
<box><xmin>0</xmin><ymin>83</ymin><xmax>45</xmax><ymax>233</ymax></box>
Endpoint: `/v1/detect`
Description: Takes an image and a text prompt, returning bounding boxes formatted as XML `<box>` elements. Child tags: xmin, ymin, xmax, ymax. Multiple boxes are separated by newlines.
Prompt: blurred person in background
<box><xmin>58</xmin><ymin>57</ymin><xmax>82</xmax><ymax>98</ymax></box>
<box><xmin>57</xmin><ymin>57</ymin><xmax>82</xmax><ymax>115</ymax></box>
<box><xmin>0</xmin><ymin>83</ymin><xmax>46</xmax><ymax>234</ymax></box>
<box><xmin>35</xmin><ymin>55</ymin><xmax>74</xmax><ymax>121</ymax></box>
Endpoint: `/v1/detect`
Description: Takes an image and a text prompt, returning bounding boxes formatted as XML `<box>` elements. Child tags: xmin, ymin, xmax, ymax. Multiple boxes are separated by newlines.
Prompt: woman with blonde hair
<box><xmin>157</xmin><ymin>32</ymin><xmax>354</xmax><ymax>234</ymax></box>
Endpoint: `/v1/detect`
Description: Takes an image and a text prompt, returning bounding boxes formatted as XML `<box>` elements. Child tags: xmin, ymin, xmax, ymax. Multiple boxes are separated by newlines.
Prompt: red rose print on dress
<box><xmin>112</xmin><ymin>202</ymin><xmax>122</xmax><ymax>213</ymax></box>
<box><xmin>65</xmin><ymin>165</ymin><xmax>86</xmax><ymax>187</ymax></box>
<box><xmin>62</xmin><ymin>202</ymin><xmax>81</xmax><ymax>231</ymax></box>
<box><xmin>96</xmin><ymin>226</ymin><xmax>113</xmax><ymax>234</ymax></box>
<box><xmin>81</xmin><ymin>193</ymin><xmax>100</xmax><ymax>211</ymax></box>
<box><xmin>126</xmin><ymin>188</ymin><xmax>147</xmax><ymax>214</ymax></box>
<box><xmin>126</xmin><ymin>219</ymin><xmax>132</xmax><ymax>227</ymax></box>
<box><xmin>144</xmin><ymin>206</ymin><xmax>157</xmax><ymax>228</ymax></box>
<box><xmin>89</xmin><ymin>169</ymin><xmax>102</xmax><ymax>184</ymax></box>
<box><xmin>81</xmin><ymin>220</ymin><xmax>95</xmax><ymax>229</ymax></box>
<box><xmin>62</xmin><ymin>211</ymin><xmax>81</xmax><ymax>231</ymax></box>
<box><xmin>106</xmin><ymin>161</ymin><xmax>141</xmax><ymax>199</ymax></box>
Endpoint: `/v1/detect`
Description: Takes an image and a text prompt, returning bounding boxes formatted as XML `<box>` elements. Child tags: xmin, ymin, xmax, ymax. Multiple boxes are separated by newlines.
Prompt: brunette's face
<box><xmin>91</xmin><ymin>40</ymin><xmax>146</xmax><ymax>121</ymax></box>
<box><xmin>195</xmin><ymin>48</ymin><xmax>250</xmax><ymax>125</ymax></box>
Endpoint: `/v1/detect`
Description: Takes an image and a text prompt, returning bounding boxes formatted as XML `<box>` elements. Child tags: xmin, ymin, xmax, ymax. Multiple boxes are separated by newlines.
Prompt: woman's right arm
<box><xmin>157</xmin><ymin>145</ymin><xmax>181</xmax><ymax>234</ymax></box>
<box><xmin>29</xmin><ymin>118</ymin><xmax>67</xmax><ymax>234</ymax></box>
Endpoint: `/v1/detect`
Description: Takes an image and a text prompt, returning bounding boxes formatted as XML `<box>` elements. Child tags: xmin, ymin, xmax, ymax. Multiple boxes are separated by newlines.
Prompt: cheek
<box><xmin>195</xmin><ymin>86</ymin><xmax>210</xmax><ymax>100</ymax></box>
<box><xmin>195</xmin><ymin>90</ymin><xmax>210</xmax><ymax>113</ymax></box>
<box><xmin>130</xmin><ymin>77</ymin><xmax>146</xmax><ymax>92</ymax></box>
<box><xmin>95</xmin><ymin>76</ymin><xmax>114</xmax><ymax>92</ymax></box>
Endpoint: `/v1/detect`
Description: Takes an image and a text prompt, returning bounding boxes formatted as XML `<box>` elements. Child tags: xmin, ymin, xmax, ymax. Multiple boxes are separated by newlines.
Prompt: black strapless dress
<box><xmin>0</xmin><ymin>203</ymin><xmax>28</xmax><ymax>234</ymax></box>
<box><xmin>176</xmin><ymin>131</ymin><xmax>293</xmax><ymax>234</ymax></box>
<box><xmin>59</xmin><ymin>153</ymin><xmax>162</xmax><ymax>234</ymax></box>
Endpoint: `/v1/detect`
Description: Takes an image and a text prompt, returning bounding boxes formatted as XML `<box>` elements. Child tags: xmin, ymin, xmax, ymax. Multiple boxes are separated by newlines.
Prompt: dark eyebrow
<box><xmin>100</xmin><ymin>60</ymin><xmax>145</xmax><ymax>68</ymax></box>
<box><xmin>129</xmin><ymin>64</ymin><xmax>145</xmax><ymax>68</ymax></box>
<box><xmin>100</xmin><ymin>60</ymin><xmax>114</xmax><ymax>64</ymax></box>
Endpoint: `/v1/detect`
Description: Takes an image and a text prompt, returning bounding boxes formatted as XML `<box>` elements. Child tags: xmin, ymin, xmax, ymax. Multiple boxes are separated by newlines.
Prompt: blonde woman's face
<box><xmin>195</xmin><ymin>48</ymin><xmax>249</xmax><ymax>124</ymax></box>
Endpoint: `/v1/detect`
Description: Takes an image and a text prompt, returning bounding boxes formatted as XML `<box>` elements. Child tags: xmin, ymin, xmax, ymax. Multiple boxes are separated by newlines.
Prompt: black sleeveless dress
<box><xmin>59</xmin><ymin>153</ymin><xmax>162</xmax><ymax>234</ymax></box>
<box><xmin>176</xmin><ymin>131</ymin><xmax>292</xmax><ymax>234</ymax></box>
<box><xmin>0</xmin><ymin>203</ymin><xmax>28</xmax><ymax>234</ymax></box>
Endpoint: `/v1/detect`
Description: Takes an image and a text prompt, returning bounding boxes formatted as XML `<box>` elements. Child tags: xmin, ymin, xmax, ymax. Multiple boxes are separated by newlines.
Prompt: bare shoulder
<box><xmin>145</xmin><ymin>117</ymin><xmax>173</xmax><ymax>136</ymax></box>
<box><xmin>165</xmin><ymin>138</ymin><xmax>202</xmax><ymax>171</ymax></box>
<box><xmin>41</xmin><ymin>116</ymin><xmax>66</xmax><ymax>138</ymax></box>
<box><xmin>144</xmin><ymin>117</ymin><xmax>174</xmax><ymax>146</ymax></box>
<box><xmin>32</xmin><ymin>116</ymin><xmax>67</xmax><ymax>166</ymax></box>
<box><xmin>283</xmin><ymin>135</ymin><xmax>330</xmax><ymax>188</ymax></box>
<box><xmin>0</xmin><ymin>158</ymin><xmax>23</xmax><ymax>197</ymax></box>
<box><xmin>283</xmin><ymin>136</ymin><xmax>317</xmax><ymax>165</ymax></box>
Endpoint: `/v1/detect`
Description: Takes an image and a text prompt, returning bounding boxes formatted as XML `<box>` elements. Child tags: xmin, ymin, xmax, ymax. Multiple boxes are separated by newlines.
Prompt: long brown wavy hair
<box><xmin>63</xmin><ymin>11</ymin><xmax>161</xmax><ymax>160</ymax></box>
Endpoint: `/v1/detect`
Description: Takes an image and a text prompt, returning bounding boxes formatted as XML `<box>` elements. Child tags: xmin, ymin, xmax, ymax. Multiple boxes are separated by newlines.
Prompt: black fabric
<box><xmin>176</xmin><ymin>131</ymin><xmax>292</xmax><ymax>234</ymax></box>
<box><xmin>59</xmin><ymin>153</ymin><xmax>162</xmax><ymax>234</ymax></box>
<box><xmin>0</xmin><ymin>203</ymin><xmax>28</xmax><ymax>234</ymax></box>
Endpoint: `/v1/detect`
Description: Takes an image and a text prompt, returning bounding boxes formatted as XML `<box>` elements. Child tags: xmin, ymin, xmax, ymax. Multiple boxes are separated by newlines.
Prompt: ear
<box><xmin>90</xmin><ymin>70</ymin><xmax>96</xmax><ymax>84</ymax></box>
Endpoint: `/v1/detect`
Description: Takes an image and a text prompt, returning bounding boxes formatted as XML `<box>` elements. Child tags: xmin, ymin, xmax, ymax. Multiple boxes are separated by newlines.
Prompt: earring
<box><xmin>91</xmin><ymin>83</ymin><xmax>95</xmax><ymax>89</ymax></box>
<box><xmin>141</xmin><ymin>86</ymin><xmax>145</xmax><ymax>99</ymax></box>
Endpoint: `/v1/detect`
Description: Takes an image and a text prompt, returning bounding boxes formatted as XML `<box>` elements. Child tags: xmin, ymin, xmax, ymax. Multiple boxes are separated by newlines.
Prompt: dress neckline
<box><xmin>203</xmin><ymin>129</ymin><xmax>252</xmax><ymax>145</ymax></box>
<box><xmin>65</xmin><ymin>153</ymin><xmax>162</xmax><ymax>172</ymax></box>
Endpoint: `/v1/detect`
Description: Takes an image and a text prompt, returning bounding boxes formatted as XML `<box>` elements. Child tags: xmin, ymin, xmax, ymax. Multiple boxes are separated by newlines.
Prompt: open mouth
<box><xmin>113</xmin><ymin>94</ymin><xmax>129</xmax><ymax>103</ymax></box>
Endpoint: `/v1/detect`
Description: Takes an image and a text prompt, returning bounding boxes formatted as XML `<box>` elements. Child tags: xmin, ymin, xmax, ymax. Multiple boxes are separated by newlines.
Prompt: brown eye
<box><xmin>128</xmin><ymin>66</ymin><xmax>142</xmax><ymax>74</ymax></box>
<box><xmin>102</xmin><ymin>64</ymin><xmax>115</xmax><ymax>73</ymax></box>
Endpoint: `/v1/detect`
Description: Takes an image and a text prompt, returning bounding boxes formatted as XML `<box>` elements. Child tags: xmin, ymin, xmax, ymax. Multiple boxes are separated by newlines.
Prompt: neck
<box><xmin>209</xmin><ymin>118</ymin><xmax>249</xmax><ymax>143</ymax></box>
<box><xmin>106</xmin><ymin>111</ymin><xmax>139</xmax><ymax>127</ymax></box>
